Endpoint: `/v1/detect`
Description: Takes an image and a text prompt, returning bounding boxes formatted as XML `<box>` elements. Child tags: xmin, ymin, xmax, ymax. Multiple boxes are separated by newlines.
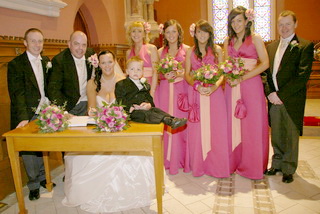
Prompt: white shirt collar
<box><xmin>129</xmin><ymin>77</ymin><xmax>142</xmax><ymax>84</ymax></box>
<box><xmin>26</xmin><ymin>51</ymin><xmax>42</xmax><ymax>61</ymax></box>
<box><xmin>129</xmin><ymin>77</ymin><xmax>143</xmax><ymax>90</ymax></box>
<box><xmin>280</xmin><ymin>33</ymin><xmax>295</xmax><ymax>44</ymax></box>
<box><xmin>72</xmin><ymin>54</ymin><xmax>85</xmax><ymax>62</ymax></box>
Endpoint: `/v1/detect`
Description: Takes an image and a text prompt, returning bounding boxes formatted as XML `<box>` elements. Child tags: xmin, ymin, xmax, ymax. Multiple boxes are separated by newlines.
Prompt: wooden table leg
<box><xmin>153</xmin><ymin>136</ymin><xmax>164</xmax><ymax>214</ymax></box>
<box><xmin>6</xmin><ymin>137</ymin><xmax>28</xmax><ymax>214</ymax></box>
<box><xmin>42</xmin><ymin>152</ymin><xmax>53</xmax><ymax>191</ymax></box>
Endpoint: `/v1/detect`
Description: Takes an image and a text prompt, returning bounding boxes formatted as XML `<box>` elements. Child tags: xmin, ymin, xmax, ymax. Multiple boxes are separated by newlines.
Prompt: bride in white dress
<box><xmin>62</xmin><ymin>50</ymin><xmax>156</xmax><ymax>213</ymax></box>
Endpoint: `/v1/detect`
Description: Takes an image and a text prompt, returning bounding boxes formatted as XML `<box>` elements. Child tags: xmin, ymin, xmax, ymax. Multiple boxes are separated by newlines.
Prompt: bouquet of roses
<box><xmin>193</xmin><ymin>63</ymin><xmax>222</xmax><ymax>88</ymax></box>
<box><xmin>92</xmin><ymin>102</ymin><xmax>130</xmax><ymax>132</ymax></box>
<box><xmin>35</xmin><ymin>103</ymin><xmax>70</xmax><ymax>133</ymax></box>
<box><xmin>156</xmin><ymin>55</ymin><xmax>183</xmax><ymax>83</ymax></box>
<box><xmin>219</xmin><ymin>57</ymin><xmax>248</xmax><ymax>86</ymax></box>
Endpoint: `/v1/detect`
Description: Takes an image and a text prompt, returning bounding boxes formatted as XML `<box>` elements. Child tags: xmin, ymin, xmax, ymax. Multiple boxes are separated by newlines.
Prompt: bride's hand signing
<box><xmin>88</xmin><ymin>107</ymin><xmax>97</xmax><ymax>117</ymax></box>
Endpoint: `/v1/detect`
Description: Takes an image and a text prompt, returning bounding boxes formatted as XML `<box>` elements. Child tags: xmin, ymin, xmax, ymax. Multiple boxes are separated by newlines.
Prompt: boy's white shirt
<box><xmin>129</xmin><ymin>77</ymin><xmax>144</xmax><ymax>90</ymax></box>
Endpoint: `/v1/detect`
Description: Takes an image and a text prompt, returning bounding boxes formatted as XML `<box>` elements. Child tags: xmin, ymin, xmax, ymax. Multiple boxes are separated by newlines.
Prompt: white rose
<box><xmin>140</xmin><ymin>77</ymin><xmax>147</xmax><ymax>84</ymax></box>
<box><xmin>46</xmin><ymin>61</ymin><xmax>52</xmax><ymax>68</ymax></box>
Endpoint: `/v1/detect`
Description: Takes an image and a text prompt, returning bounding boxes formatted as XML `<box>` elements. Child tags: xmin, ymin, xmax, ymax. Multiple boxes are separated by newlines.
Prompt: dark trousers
<box><xmin>21</xmin><ymin>114</ymin><xmax>45</xmax><ymax>190</ymax></box>
<box><xmin>270</xmin><ymin>104</ymin><xmax>299</xmax><ymax>174</ymax></box>
<box><xmin>22</xmin><ymin>154</ymin><xmax>45</xmax><ymax>190</ymax></box>
<box><xmin>131</xmin><ymin>107</ymin><xmax>172</xmax><ymax>124</ymax></box>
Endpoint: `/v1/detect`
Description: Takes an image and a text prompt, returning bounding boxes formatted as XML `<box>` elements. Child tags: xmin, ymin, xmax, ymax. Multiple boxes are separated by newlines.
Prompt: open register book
<box><xmin>68</xmin><ymin>116</ymin><xmax>96</xmax><ymax>127</ymax></box>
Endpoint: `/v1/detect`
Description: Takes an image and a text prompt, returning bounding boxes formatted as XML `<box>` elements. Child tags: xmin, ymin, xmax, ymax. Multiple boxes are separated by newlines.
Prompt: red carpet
<box><xmin>304</xmin><ymin>116</ymin><xmax>320</xmax><ymax>126</ymax></box>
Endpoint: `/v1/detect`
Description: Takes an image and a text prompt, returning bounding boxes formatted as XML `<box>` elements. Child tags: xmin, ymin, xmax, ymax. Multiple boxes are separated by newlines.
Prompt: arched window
<box><xmin>208</xmin><ymin>0</ymin><xmax>275</xmax><ymax>44</ymax></box>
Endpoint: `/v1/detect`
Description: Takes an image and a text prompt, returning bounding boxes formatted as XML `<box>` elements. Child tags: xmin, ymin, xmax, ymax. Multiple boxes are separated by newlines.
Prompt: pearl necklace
<box><xmin>101</xmin><ymin>73</ymin><xmax>116</xmax><ymax>83</ymax></box>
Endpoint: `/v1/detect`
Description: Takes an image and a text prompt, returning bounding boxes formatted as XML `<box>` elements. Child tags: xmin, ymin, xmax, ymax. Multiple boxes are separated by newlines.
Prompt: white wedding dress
<box><xmin>62</xmin><ymin>96</ymin><xmax>156</xmax><ymax>213</ymax></box>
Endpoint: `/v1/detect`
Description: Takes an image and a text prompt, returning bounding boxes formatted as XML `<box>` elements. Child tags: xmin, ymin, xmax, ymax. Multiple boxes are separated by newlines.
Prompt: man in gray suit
<box><xmin>7</xmin><ymin>28</ymin><xmax>55</xmax><ymax>200</ymax></box>
<box><xmin>264</xmin><ymin>11</ymin><xmax>314</xmax><ymax>183</ymax></box>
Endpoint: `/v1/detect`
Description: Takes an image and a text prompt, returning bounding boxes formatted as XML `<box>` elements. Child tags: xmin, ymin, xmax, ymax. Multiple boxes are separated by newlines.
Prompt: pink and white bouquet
<box><xmin>93</xmin><ymin>102</ymin><xmax>130</xmax><ymax>132</ymax></box>
<box><xmin>219</xmin><ymin>57</ymin><xmax>248</xmax><ymax>86</ymax></box>
<box><xmin>156</xmin><ymin>55</ymin><xmax>183</xmax><ymax>82</ymax></box>
<box><xmin>35</xmin><ymin>103</ymin><xmax>70</xmax><ymax>133</ymax></box>
<box><xmin>193</xmin><ymin>63</ymin><xmax>222</xmax><ymax>88</ymax></box>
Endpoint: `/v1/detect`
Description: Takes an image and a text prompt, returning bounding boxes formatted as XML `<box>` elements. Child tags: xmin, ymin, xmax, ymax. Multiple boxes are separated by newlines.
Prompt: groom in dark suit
<box><xmin>7</xmin><ymin>28</ymin><xmax>55</xmax><ymax>200</ymax></box>
<box><xmin>264</xmin><ymin>10</ymin><xmax>314</xmax><ymax>183</ymax></box>
<box><xmin>48</xmin><ymin>31</ymin><xmax>94</xmax><ymax>115</ymax></box>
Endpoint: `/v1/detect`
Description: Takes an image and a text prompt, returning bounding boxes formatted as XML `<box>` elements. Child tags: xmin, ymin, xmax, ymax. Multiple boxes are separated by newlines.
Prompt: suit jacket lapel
<box><xmin>22</xmin><ymin>52</ymin><xmax>39</xmax><ymax>91</ymax></box>
<box><xmin>269</xmin><ymin>40</ymin><xmax>280</xmax><ymax>74</ymax></box>
<box><xmin>66</xmin><ymin>49</ymin><xmax>80</xmax><ymax>93</ymax></box>
<box><xmin>279</xmin><ymin>35</ymin><xmax>299</xmax><ymax>71</ymax></box>
<box><xmin>41</xmin><ymin>57</ymin><xmax>49</xmax><ymax>89</ymax></box>
<box><xmin>127</xmin><ymin>77</ymin><xmax>140</xmax><ymax>92</ymax></box>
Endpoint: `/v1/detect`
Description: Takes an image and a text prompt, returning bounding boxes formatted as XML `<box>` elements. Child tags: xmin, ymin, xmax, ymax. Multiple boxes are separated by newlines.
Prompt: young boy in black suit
<box><xmin>115</xmin><ymin>56</ymin><xmax>187</xmax><ymax>129</ymax></box>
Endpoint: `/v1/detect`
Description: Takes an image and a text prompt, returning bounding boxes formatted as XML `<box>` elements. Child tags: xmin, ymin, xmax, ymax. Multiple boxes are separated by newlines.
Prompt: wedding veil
<box><xmin>114</xmin><ymin>60</ymin><xmax>126</xmax><ymax>78</ymax></box>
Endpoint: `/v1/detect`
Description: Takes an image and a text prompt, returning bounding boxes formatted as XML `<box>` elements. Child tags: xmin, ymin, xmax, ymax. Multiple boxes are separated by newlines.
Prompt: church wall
<box><xmin>154</xmin><ymin>0</ymin><xmax>320</xmax><ymax>46</ymax></box>
<box><xmin>278</xmin><ymin>0</ymin><xmax>320</xmax><ymax>42</ymax></box>
<box><xmin>0</xmin><ymin>0</ymin><xmax>82</xmax><ymax>40</ymax></box>
<box><xmin>154</xmin><ymin>0</ymin><xmax>207</xmax><ymax>47</ymax></box>
<box><xmin>0</xmin><ymin>0</ymin><xmax>318</xmax><ymax>45</ymax></box>
<box><xmin>0</xmin><ymin>0</ymin><xmax>126</xmax><ymax>45</ymax></box>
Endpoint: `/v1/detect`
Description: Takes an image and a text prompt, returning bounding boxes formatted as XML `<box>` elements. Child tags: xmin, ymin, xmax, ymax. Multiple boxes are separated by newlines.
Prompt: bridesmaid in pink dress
<box><xmin>158</xmin><ymin>19</ymin><xmax>190</xmax><ymax>175</ymax></box>
<box><xmin>185</xmin><ymin>20</ymin><xmax>230</xmax><ymax>177</ymax></box>
<box><xmin>223</xmin><ymin>6</ymin><xmax>269</xmax><ymax>179</ymax></box>
<box><xmin>126</xmin><ymin>21</ymin><xmax>159</xmax><ymax>104</ymax></box>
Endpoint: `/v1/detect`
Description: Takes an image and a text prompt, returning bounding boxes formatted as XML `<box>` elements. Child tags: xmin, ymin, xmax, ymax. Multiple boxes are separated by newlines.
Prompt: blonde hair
<box><xmin>126</xmin><ymin>56</ymin><xmax>144</xmax><ymax>68</ymax></box>
<box><xmin>126</xmin><ymin>21</ymin><xmax>149</xmax><ymax>46</ymax></box>
<box><xmin>279</xmin><ymin>10</ymin><xmax>297</xmax><ymax>23</ymax></box>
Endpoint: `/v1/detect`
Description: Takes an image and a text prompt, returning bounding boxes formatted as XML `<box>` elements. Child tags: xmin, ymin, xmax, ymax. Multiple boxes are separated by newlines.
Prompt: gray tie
<box><xmin>280</xmin><ymin>40</ymin><xmax>288</xmax><ymax>50</ymax></box>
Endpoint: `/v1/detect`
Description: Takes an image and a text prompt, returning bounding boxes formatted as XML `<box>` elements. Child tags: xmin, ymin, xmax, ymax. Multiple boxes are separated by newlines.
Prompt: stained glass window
<box><xmin>233</xmin><ymin>0</ymin><xmax>249</xmax><ymax>8</ymax></box>
<box><xmin>211</xmin><ymin>0</ymin><xmax>272</xmax><ymax>43</ymax></box>
<box><xmin>212</xmin><ymin>0</ymin><xmax>229</xmax><ymax>43</ymax></box>
<box><xmin>254</xmin><ymin>0</ymin><xmax>271</xmax><ymax>41</ymax></box>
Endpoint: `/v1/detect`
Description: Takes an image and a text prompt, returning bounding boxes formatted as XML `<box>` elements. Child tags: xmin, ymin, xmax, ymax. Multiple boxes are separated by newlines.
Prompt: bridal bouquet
<box><xmin>193</xmin><ymin>63</ymin><xmax>222</xmax><ymax>88</ymax></box>
<box><xmin>156</xmin><ymin>55</ymin><xmax>182</xmax><ymax>82</ymax></box>
<box><xmin>93</xmin><ymin>102</ymin><xmax>130</xmax><ymax>132</ymax></box>
<box><xmin>219</xmin><ymin>57</ymin><xmax>248</xmax><ymax>86</ymax></box>
<box><xmin>35</xmin><ymin>103</ymin><xmax>70</xmax><ymax>133</ymax></box>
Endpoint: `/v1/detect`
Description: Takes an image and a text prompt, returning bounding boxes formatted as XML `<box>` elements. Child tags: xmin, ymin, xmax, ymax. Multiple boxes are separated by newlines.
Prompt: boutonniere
<box><xmin>46</xmin><ymin>61</ymin><xmax>52</xmax><ymax>73</ymax></box>
<box><xmin>290</xmin><ymin>40</ymin><xmax>299</xmax><ymax>51</ymax></box>
<box><xmin>140</xmin><ymin>77</ymin><xmax>148</xmax><ymax>90</ymax></box>
<box><xmin>87</xmin><ymin>53</ymin><xmax>99</xmax><ymax>68</ymax></box>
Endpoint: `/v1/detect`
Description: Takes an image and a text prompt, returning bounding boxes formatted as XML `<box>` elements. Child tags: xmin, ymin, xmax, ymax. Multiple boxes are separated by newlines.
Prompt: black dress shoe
<box><xmin>282</xmin><ymin>174</ymin><xmax>294</xmax><ymax>183</ymax></box>
<box><xmin>163</xmin><ymin>117</ymin><xmax>187</xmax><ymax>129</ymax></box>
<box><xmin>40</xmin><ymin>180</ymin><xmax>56</xmax><ymax>189</ymax></box>
<box><xmin>264</xmin><ymin>168</ymin><xmax>281</xmax><ymax>175</ymax></box>
<box><xmin>170</xmin><ymin>118</ymin><xmax>187</xmax><ymax>129</ymax></box>
<box><xmin>29</xmin><ymin>189</ymin><xmax>40</xmax><ymax>201</ymax></box>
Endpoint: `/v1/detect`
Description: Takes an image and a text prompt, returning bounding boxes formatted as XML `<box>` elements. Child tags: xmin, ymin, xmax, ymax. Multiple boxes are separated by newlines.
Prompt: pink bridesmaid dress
<box><xmin>185</xmin><ymin>47</ymin><xmax>230</xmax><ymax>178</ymax></box>
<box><xmin>158</xmin><ymin>45</ymin><xmax>188</xmax><ymax>175</ymax></box>
<box><xmin>225</xmin><ymin>35</ymin><xmax>269</xmax><ymax>179</ymax></box>
<box><xmin>128</xmin><ymin>44</ymin><xmax>159</xmax><ymax>106</ymax></box>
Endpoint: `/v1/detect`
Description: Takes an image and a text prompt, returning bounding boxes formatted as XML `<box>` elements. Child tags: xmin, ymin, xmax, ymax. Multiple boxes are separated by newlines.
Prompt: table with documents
<box><xmin>3</xmin><ymin>121</ymin><xmax>165</xmax><ymax>214</ymax></box>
